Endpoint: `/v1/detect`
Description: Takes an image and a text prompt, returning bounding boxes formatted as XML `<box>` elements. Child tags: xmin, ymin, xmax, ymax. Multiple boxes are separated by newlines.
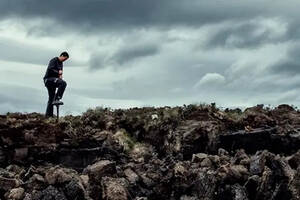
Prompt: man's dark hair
<box><xmin>60</xmin><ymin>51</ymin><xmax>69</xmax><ymax>58</ymax></box>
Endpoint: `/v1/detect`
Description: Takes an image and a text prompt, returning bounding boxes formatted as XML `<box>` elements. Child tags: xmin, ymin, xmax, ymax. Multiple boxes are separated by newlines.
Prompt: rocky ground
<box><xmin>0</xmin><ymin>103</ymin><xmax>299</xmax><ymax>200</ymax></box>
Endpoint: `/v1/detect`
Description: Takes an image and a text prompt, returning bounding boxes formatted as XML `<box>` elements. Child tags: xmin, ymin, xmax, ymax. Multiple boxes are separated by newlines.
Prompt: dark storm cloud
<box><xmin>271</xmin><ymin>60</ymin><xmax>300</xmax><ymax>75</ymax></box>
<box><xmin>89</xmin><ymin>43</ymin><xmax>160</xmax><ymax>70</ymax></box>
<box><xmin>0</xmin><ymin>37</ymin><xmax>84</xmax><ymax>66</ymax></box>
<box><xmin>0</xmin><ymin>37</ymin><xmax>57</xmax><ymax>65</ymax></box>
<box><xmin>280</xmin><ymin>12</ymin><xmax>300</xmax><ymax>41</ymax></box>
<box><xmin>204</xmin><ymin>21</ymin><xmax>285</xmax><ymax>49</ymax></box>
<box><xmin>114</xmin><ymin>44</ymin><xmax>159</xmax><ymax>65</ymax></box>
<box><xmin>89</xmin><ymin>52</ymin><xmax>107</xmax><ymax>70</ymax></box>
<box><xmin>1</xmin><ymin>0</ymin><xmax>297</xmax><ymax>72</ymax></box>
<box><xmin>269</xmin><ymin>43</ymin><xmax>300</xmax><ymax>75</ymax></box>
<box><xmin>0</xmin><ymin>0</ymin><xmax>270</xmax><ymax>34</ymax></box>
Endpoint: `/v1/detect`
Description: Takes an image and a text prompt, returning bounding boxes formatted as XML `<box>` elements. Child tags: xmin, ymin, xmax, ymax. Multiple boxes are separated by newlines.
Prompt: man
<box><xmin>43</xmin><ymin>51</ymin><xmax>69</xmax><ymax>118</ymax></box>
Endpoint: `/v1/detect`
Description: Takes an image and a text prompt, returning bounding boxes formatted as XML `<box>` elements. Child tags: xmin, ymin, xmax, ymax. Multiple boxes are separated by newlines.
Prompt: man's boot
<box><xmin>52</xmin><ymin>94</ymin><xmax>64</xmax><ymax>105</ymax></box>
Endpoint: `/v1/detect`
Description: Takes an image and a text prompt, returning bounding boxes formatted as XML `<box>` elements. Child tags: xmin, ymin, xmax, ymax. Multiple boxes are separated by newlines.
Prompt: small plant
<box><xmin>81</xmin><ymin>106</ymin><xmax>108</xmax><ymax>129</ymax></box>
<box><xmin>224</xmin><ymin>107</ymin><xmax>243</xmax><ymax>121</ymax></box>
<box><xmin>114</xmin><ymin>129</ymin><xmax>139</xmax><ymax>154</ymax></box>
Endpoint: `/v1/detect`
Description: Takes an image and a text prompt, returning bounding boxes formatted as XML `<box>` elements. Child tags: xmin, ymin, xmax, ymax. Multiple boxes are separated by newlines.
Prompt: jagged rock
<box><xmin>31</xmin><ymin>185</ymin><xmax>68</xmax><ymax>200</ymax></box>
<box><xmin>174</xmin><ymin>162</ymin><xmax>188</xmax><ymax>178</ymax></box>
<box><xmin>139</xmin><ymin>173</ymin><xmax>155</xmax><ymax>187</ymax></box>
<box><xmin>191</xmin><ymin>153</ymin><xmax>208</xmax><ymax>163</ymax></box>
<box><xmin>22</xmin><ymin>165</ymin><xmax>37</xmax><ymax>181</ymax></box>
<box><xmin>129</xmin><ymin>143</ymin><xmax>153</xmax><ymax>163</ymax></box>
<box><xmin>23</xmin><ymin>193</ymin><xmax>32</xmax><ymax>200</ymax></box>
<box><xmin>62</xmin><ymin>179</ymin><xmax>85</xmax><ymax>200</ymax></box>
<box><xmin>208</xmin><ymin>155</ymin><xmax>221</xmax><ymax>168</ymax></box>
<box><xmin>192</xmin><ymin>170</ymin><xmax>217</xmax><ymax>199</ymax></box>
<box><xmin>200</xmin><ymin>158</ymin><xmax>213</xmax><ymax>168</ymax></box>
<box><xmin>180</xmin><ymin>195</ymin><xmax>198</xmax><ymax>200</ymax></box>
<box><xmin>134</xmin><ymin>197</ymin><xmax>148</xmax><ymax>200</ymax></box>
<box><xmin>218</xmin><ymin>164</ymin><xmax>249</xmax><ymax>183</ymax></box>
<box><xmin>255</xmin><ymin>166</ymin><xmax>273</xmax><ymax>199</ymax></box>
<box><xmin>277</xmin><ymin>104</ymin><xmax>295</xmax><ymax>111</ymax></box>
<box><xmin>232</xmin><ymin>149</ymin><xmax>250</xmax><ymax>166</ymax></box>
<box><xmin>249</xmin><ymin>150</ymin><xmax>270</xmax><ymax>175</ymax></box>
<box><xmin>287</xmin><ymin>150</ymin><xmax>300</xmax><ymax>169</ymax></box>
<box><xmin>217</xmin><ymin>148</ymin><xmax>231</xmax><ymax>165</ymax></box>
<box><xmin>25</xmin><ymin>174</ymin><xmax>46</xmax><ymax>191</ymax></box>
<box><xmin>0</xmin><ymin>176</ymin><xmax>21</xmax><ymax>191</ymax></box>
<box><xmin>0</xmin><ymin>104</ymin><xmax>300</xmax><ymax>199</ymax></box>
<box><xmin>45</xmin><ymin>166</ymin><xmax>73</xmax><ymax>185</ymax></box>
<box><xmin>272</xmin><ymin>155</ymin><xmax>294</xmax><ymax>181</ymax></box>
<box><xmin>101</xmin><ymin>177</ymin><xmax>130</xmax><ymax>200</ymax></box>
<box><xmin>83</xmin><ymin>160</ymin><xmax>117</xmax><ymax>199</ymax></box>
<box><xmin>181</xmin><ymin>120</ymin><xmax>219</xmax><ymax>159</ymax></box>
<box><xmin>242</xmin><ymin>104</ymin><xmax>275</xmax><ymax>128</ymax></box>
<box><xmin>216</xmin><ymin>183</ymin><xmax>248</xmax><ymax>200</ymax></box>
<box><xmin>219</xmin><ymin>155</ymin><xmax>231</xmax><ymax>165</ymax></box>
<box><xmin>124</xmin><ymin>168</ymin><xmax>139</xmax><ymax>185</ymax></box>
<box><xmin>79</xmin><ymin>175</ymin><xmax>89</xmax><ymax>188</ymax></box>
<box><xmin>288</xmin><ymin>166</ymin><xmax>300</xmax><ymax>199</ymax></box>
<box><xmin>83</xmin><ymin>160</ymin><xmax>116</xmax><ymax>182</ymax></box>
<box><xmin>219</xmin><ymin>128</ymin><xmax>277</xmax><ymax>154</ymax></box>
<box><xmin>5</xmin><ymin>165</ymin><xmax>24</xmax><ymax>175</ymax></box>
<box><xmin>218</xmin><ymin>148</ymin><xmax>229</xmax><ymax>156</ymax></box>
<box><xmin>4</xmin><ymin>187</ymin><xmax>25</xmax><ymax>200</ymax></box>
<box><xmin>93</xmin><ymin>130</ymin><xmax>111</xmax><ymax>142</ymax></box>
<box><xmin>230</xmin><ymin>184</ymin><xmax>248</xmax><ymax>200</ymax></box>
<box><xmin>255</xmin><ymin>161</ymin><xmax>294</xmax><ymax>200</ymax></box>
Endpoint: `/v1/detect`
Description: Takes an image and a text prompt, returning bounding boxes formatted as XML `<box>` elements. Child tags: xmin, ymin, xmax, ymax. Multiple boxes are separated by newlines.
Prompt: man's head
<box><xmin>58</xmin><ymin>51</ymin><xmax>69</xmax><ymax>62</ymax></box>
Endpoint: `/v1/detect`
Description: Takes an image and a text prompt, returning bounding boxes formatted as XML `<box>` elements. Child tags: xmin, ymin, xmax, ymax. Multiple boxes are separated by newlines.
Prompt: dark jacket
<box><xmin>43</xmin><ymin>57</ymin><xmax>63</xmax><ymax>80</ymax></box>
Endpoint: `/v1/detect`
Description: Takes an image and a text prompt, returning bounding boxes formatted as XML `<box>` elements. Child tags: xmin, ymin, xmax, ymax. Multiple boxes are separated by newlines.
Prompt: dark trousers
<box><xmin>44</xmin><ymin>77</ymin><xmax>67</xmax><ymax>117</ymax></box>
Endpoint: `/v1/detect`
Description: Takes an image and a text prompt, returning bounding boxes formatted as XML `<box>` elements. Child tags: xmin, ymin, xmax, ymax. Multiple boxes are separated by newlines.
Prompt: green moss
<box><xmin>224</xmin><ymin>109</ymin><xmax>244</xmax><ymax>121</ymax></box>
<box><xmin>119</xmin><ymin>129</ymin><xmax>140</xmax><ymax>154</ymax></box>
<box><xmin>124</xmin><ymin>132</ymin><xmax>137</xmax><ymax>148</ymax></box>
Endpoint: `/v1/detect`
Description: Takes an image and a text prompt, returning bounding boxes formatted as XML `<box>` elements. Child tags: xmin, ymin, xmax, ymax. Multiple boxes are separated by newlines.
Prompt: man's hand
<box><xmin>58</xmin><ymin>70</ymin><xmax>63</xmax><ymax>79</ymax></box>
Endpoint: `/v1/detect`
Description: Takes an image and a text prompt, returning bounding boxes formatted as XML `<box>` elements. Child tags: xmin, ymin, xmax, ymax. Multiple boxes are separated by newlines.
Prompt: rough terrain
<box><xmin>0</xmin><ymin>103</ymin><xmax>299</xmax><ymax>200</ymax></box>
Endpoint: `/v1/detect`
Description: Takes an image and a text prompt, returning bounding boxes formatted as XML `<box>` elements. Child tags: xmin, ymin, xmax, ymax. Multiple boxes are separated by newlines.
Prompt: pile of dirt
<box><xmin>0</xmin><ymin>103</ymin><xmax>299</xmax><ymax>199</ymax></box>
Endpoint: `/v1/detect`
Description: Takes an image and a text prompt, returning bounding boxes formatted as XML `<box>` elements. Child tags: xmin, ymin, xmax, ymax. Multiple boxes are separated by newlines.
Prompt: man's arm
<box><xmin>48</xmin><ymin>58</ymin><xmax>60</xmax><ymax>75</ymax></box>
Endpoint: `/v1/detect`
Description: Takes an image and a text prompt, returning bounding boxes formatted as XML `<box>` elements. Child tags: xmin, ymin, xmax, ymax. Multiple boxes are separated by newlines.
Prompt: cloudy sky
<box><xmin>1</xmin><ymin>0</ymin><xmax>300</xmax><ymax>116</ymax></box>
